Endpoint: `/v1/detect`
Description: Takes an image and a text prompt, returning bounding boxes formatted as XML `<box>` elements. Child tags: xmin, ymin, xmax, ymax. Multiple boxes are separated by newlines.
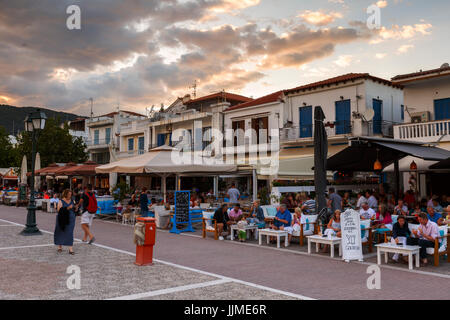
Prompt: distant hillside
<box><xmin>0</xmin><ymin>105</ymin><xmax>81</xmax><ymax>135</ymax></box>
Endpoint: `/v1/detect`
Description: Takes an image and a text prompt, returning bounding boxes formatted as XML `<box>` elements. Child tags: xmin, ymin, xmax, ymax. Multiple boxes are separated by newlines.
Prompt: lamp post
<box><xmin>20</xmin><ymin>109</ymin><xmax>47</xmax><ymax>236</ymax></box>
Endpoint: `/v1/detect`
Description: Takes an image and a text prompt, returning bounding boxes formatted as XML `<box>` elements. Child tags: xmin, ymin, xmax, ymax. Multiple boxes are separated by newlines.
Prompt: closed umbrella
<box><xmin>20</xmin><ymin>155</ymin><xmax>27</xmax><ymax>185</ymax></box>
<box><xmin>35</xmin><ymin>152</ymin><xmax>41</xmax><ymax>190</ymax></box>
<box><xmin>313</xmin><ymin>106</ymin><xmax>328</xmax><ymax>227</ymax></box>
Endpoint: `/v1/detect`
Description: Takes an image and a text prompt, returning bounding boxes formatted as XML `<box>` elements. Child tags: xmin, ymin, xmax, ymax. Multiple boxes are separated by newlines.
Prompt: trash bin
<box><xmin>134</xmin><ymin>217</ymin><xmax>156</xmax><ymax>266</ymax></box>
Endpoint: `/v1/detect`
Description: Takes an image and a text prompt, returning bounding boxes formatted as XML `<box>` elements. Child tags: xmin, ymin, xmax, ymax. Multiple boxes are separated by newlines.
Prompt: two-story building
<box><xmin>117</xmin><ymin>92</ymin><xmax>252</xmax><ymax>192</ymax></box>
<box><xmin>223</xmin><ymin>73</ymin><xmax>404</xmax><ymax>190</ymax></box>
<box><xmin>391</xmin><ymin>63</ymin><xmax>450</xmax><ymax>197</ymax></box>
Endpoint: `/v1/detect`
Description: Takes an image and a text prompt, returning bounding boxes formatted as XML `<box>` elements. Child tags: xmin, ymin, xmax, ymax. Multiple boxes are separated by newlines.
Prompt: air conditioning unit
<box><xmin>411</xmin><ymin>111</ymin><xmax>430</xmax><ymax>123</ymax></box>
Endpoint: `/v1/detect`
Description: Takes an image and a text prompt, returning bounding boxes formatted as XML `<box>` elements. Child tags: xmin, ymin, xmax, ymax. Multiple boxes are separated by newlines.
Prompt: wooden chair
<box><xmin>430</xmin><ymin>230</ymin><xmax>449</xmax><ymax>266</ymax></box>
<box><xmin>202</xmin><ymin>217</ymin><xmax>219</xmax><ymax>240</ymax></box>
<box><xmin>292</xmin><ymin>216</ymin><xmax>317</xmax><ymax>246</ymax></box>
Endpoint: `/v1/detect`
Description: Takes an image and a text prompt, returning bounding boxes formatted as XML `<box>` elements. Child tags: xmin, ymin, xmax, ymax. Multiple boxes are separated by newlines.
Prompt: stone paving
<box><xmin>0</xmin><ymin>223</ymin><xmax>300</xmax><ymax>300</ymax></box>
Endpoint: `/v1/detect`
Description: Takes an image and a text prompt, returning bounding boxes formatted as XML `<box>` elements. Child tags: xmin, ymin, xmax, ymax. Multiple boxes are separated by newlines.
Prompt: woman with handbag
<box><xmin>54</xmin><ymin>189</ymin><xmax>77</xmax><ymax>255</ymax></box>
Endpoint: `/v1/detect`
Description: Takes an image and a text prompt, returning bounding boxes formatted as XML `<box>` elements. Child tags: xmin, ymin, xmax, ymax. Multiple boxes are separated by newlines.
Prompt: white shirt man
<box><xmin>227</xmin><ymin>185</ymin><xmax>240</xmax><ymax>203</ymax></box>
<box><xmin>359</xmin><ymin>202</ymin><xmax>376</xmax><ymax>220</ymax></box>
<box><xmin>356</xmin><ymin>194</ymin><xmax>367</xmax><ymax>209</ymax></box>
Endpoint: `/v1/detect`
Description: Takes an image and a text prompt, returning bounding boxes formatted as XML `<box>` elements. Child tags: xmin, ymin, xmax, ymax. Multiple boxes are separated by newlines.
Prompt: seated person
<box><xmin>284</xmin><ymin>207</ymin><xmax>302</xmax><ymax>244</ymax></box>
<box><xmin>374</xmin><ymin>204</ymin><xmax>393</xmax><ymax>230</ymax></box>
<box><xmin>191</xmin><ymin>200</ymin><xmax>201</xmax><ymax>210</ymax></box>
<box><xmin>213</xmin><ymin>204</ymin><xmax>229</xmax><ymax>240</ymax></box>
<box><xmin>443</xmin><ymin>205</ymin><xmax>450</xmax><ymax>226</ymax></box>
<box><xmin>432</xmin><ymin>199</ymin><xmax>443</xmax><ymax>213</ymax></box>
<box><xmin>426</xmin><ymin>206</ymin><xmax>444</xmax><ymax>225</ymax></box>
<box><xmin>49</xmin><ymin>194</ymin><xmax>59</xmax><ymax>208</ymax></box>
<box><xmin>359</xmin><ymin>202</ymin><xmax>376</xmax><ymax>220</ymax></box>
<box><xmin>321</xmin><ymin>210</ymin><xmax>342</xmax><ymax>252</ymax></box>
<box><xmin>246</xmin><ymin>200</ymin><xmax>265</xmax><ymax>226</ymax></box>
<box><xmin>324</xmin><ymin>210</ymin><xmax>342</xmax><ymax>238</ymax></box>
<box><xmin>227</xmin><ymin>203</ymin><xmax>243</xmax><ymax>224</ymax></box>
<box><xmin>412</xmin><ymin>204</ymin><xmax>423</xmax><ymax>217</ymax></box>
<box><xmin>236</xmin><ymin>217</ymin><xmax>249</xmax><ymax>242</ymax></box>
<box><xmin>407</xmin><ymin>212</ymin><xmax>439</xmax><ymax>266</ymax></box>
<box><xmin>391</xmin><ymin>215</ymin><xmax>410</xmax><ymax>263</ymax></box>
<box><xmin>393</xmin><ymin>199</ymin><xmax>408</xmax><ymax>216</ymax></box>
<box><xmin>271</xmin><ymin>204</ymin><xmax>292</xmax><ymax>231</ymax></box>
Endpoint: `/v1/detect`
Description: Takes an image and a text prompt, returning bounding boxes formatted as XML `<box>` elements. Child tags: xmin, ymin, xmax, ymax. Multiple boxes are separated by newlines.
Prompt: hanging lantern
<box><xmin>373</xmin><ymin>148</ymin><xmax>382</xmax><ymax>171</ymax></box>
<box><xmin>410</xmin><ymin>160</ymin><xmax>417</xmax><ymax>171</ymax></box>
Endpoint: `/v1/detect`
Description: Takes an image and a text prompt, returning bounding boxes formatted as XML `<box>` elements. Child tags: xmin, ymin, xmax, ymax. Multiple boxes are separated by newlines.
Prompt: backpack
<box><xmin>85</xmin><ymin>192</ymin><xmax>98</xmax><ymax>214</ymax></box>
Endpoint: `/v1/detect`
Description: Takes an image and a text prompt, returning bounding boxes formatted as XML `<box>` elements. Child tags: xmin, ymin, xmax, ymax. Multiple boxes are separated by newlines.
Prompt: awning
<box><xmin>96</xmin><ymin>145</ymin><xmax>237</xmax><ymax>174</ymax></box>
<box><xmin>383</xmin><ymin>156</ymin><xmax>437</xmax><ymax>172</ymax></box>
<box><xmin>327</xmin><ymin>136</ymin><xmax>450</xmax><ymax>171</ymax></box>
<box><xmin>430</xmin><ymin>157</ymin><xmax>450</xmax><ymax>170</ymax></box>
<box><xmin>277</xmin><ymin>145</ymin><xmax>345</xmax><ymax>179</ymax></box>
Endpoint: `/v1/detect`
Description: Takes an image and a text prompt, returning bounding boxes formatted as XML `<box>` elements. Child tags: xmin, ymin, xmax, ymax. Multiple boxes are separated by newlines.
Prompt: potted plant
<box><xmin>112</xmin><ymin>181</ymin><xmax>131</xmax><ymax>208</ymax></box>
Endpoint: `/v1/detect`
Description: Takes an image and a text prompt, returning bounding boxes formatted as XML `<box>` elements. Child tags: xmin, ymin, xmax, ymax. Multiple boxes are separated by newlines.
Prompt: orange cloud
<box><xmin>298</xmin><ymin>10</ymin><xmax>343</xmax><ymax>26</ymax></box>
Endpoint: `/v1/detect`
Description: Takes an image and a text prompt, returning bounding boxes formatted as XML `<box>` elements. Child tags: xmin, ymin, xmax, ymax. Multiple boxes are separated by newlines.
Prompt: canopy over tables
<box><xmin>326</xmin><ymin>136</ymin><xmax>450</xmax><ymax>195</ymax></box>
<box><xmin>95</xmin><ymin>145</ymin><xmax>237</xmax><ymax>174</ymax></box>
<box><xmin>96</xmin><ymin>145</ymin><xmax>238</xmax><ymax>202</ymax></box>
<box><xmin>63</xmin><ymin>161</ymin><xmax>99</xmax><ymax>176</ymax></box>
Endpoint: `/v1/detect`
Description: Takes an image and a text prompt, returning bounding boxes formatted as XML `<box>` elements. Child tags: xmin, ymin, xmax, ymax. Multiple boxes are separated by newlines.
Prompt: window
<box><xmin>372</xmin><ymin>99</ymin><xmax>383</xmax><ymax>134</ymax></box>
<box><xmin>138</xmin><ymin>136</ymin><xmax>145</xmax><ymax>152</ymax></box>
<box><xmin>299</xmin><ymin>106</ymin><xmax>312</xmax><ymax>138</ymax></box>
<box><xmin>157</xmin><ymin>134</ymin><xmax>166</xmax><ymax>147</ymax></box>
<box><xmin>251</xmin><ymin>116</ymin><xmax>268</xmax><ymax>144</ymax></box>
<box><xmin>105</xmin><ymin>128</ymin><xmax>111</xmax><ymax>144</ymax></box>
<box><xmin>400</xmin><ymin>105</ymin><xmax>404</xmax><ymax>121</ymax></box>
<box><xmin>94</xmin><ymin>130</ymin><xmax>99</xmax><ymax>145</ymax></box>
<box><xmin>335</xmin><ymin>100</ymin><xmax>351</xmax><ymax>134</ymax></box>
<box><xmin>128</xmin><ymin>138</ymin><xmax>134</xmax><ymax>151</ymax></box>
<box><xmin>232</xmin><ymin>120</ymin><xmax>245</xmax><ymax>146</ymax></box>
<box><xmin>202</xmin><ymin>127</ymin><xmax>212</xmax><ymax>151</ymax></box>
<box><xmin>434</xmin><ymin>98</ymin><xmax>450</xmax><ymax>121</ymax></box>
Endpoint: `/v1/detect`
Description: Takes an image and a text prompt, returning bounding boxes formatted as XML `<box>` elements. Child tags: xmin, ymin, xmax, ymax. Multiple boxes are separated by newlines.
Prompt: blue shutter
<box><xmin>335</xmin><ymin>100</ymin><xmax>351</xmax><ymax>134</ymax></box>
<box><xmin>400</xmin><ymin>105</ymin><xmax>404</xmax><ymax>121</ymax></box>
<box><xmin>94</xmin><ymin>130</ymin><xmax>99</xmax><ymax>145</ymax></box>
<box><xmin>157</xmin><ymin>134</ymin><xmax>165</xmax><ymax>147</ymax></box>
<box><xmin>138</xmin><ymin>136</ymin><xmax>144</xmax><ymax>151</ymax></box>
<box><xmin>299</xmin><ymin>106</ymin><xmax>313</xmax><ymax>138</ymax></box>
<box><xmin>434</xmin><ymin>98</ymin><xmax>450</xmax><ymax>121</ymax></box>
<box><xmin>105</xmin><ymin>128</ymin><xmax>111</xmax><ymax>144</ymax></box>
<box><xmin>373</xmin><ymin>99</ymin><xmax>382</xmax><ymax>134</ymax></box>
<box><xmin>128</xmin><ymin>138</ymin><xmax>134</xmax><ymax>151</ymax></box>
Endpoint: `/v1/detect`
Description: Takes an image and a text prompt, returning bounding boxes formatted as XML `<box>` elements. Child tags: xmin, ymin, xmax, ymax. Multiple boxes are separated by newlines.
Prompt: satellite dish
<box><xmin>361</xmin><ymin>109</ymin><xmax>375</xmax><ymax>122</ymax></box>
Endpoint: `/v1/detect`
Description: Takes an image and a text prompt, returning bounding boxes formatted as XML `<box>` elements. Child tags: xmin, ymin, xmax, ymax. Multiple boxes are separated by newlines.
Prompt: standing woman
<box><xmin>54</xmin><ymin>189</ymin><xmax>76</xmax><ymax>255</ymax></box>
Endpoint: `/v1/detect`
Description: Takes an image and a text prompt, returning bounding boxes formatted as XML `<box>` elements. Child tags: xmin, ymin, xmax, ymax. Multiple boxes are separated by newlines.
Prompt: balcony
<box><xmin>117</xmin><ymin>149</ymin><xmax>146</xmax><ymax>159</ymax></box>
<box><xmin>394</xmin><ymin>119</ymin><xmax>450</xmax><ymax>143</ymax></box>
<box><xmin>86</xmin><ymin>138</ymin><xmax>112</xmax><ymax>150</ymax></box>
<box><xmin>86</xmin><ymin>116</ymin><xmax>114</xmax><ymax>128</ymax></box>
<box><xmin>280</xmin><ymin>121</ymin><xmax>352</xmax><ymax>143</ymax></box>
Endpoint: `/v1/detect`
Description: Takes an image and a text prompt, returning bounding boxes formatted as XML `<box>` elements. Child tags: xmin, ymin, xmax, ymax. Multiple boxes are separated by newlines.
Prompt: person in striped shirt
<box><xmin>302</xmin><ymin>194</ymin><xmax>316</xmax><ymax>214</ymax></box>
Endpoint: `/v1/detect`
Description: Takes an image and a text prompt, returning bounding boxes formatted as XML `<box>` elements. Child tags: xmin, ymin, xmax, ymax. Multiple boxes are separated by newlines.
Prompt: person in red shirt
<box><xmin>403</xmin><ymin>190</ymin><xmax>416</xmax><ymax>211</ymax></box>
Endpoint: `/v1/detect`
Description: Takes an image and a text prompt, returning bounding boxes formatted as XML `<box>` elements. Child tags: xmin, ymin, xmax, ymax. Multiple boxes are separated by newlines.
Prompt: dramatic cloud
<box><xmin>370</xmin><ymin>23</ymin><xmax>432</xmax><ymax>43</ymax></box>
<box><xmin>298</xmin><ymin>10</ymin><xmax>343</xmax><ymax>26</ymax></box>
<box><xmin>0</xmin><ymin>0</ymin><xmax>410</xmax><ymax>116</ymax></box>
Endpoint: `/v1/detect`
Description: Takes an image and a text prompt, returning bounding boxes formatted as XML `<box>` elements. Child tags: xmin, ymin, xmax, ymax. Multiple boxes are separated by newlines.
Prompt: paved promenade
<box><xmin>0</xmin><ymin>205</ymin><xmax>449</xmax><ymax>300</ymax></box>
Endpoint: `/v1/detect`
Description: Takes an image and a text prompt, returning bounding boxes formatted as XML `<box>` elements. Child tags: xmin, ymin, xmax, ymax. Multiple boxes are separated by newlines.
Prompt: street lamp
<box><xmin>20</xmin><ymin>109</ymin><xmax>47</xmax><ymax>236</ymax></box>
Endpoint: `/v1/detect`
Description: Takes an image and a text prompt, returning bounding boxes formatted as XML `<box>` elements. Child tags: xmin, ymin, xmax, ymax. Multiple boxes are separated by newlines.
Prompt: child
<box><xmin>237</xmin><ymin>217</ymin><xmax>248</xmax><ymax>242</ymax></box>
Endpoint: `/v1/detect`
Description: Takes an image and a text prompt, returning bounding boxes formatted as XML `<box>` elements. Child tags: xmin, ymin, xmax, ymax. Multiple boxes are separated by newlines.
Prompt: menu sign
<box><xmin>170</xmin><ymin>191</ymin><xmax>194</xmax><ymax>234</ymax></box>
<box><xmin>341</xmin><ymin>209</ymin><xmax>363</xmax><ymax>262</ymax></box>
<box><xmin>175</xmin><ymin>191</ymin><xmax>190</xmax><ymax>223</ymax></box>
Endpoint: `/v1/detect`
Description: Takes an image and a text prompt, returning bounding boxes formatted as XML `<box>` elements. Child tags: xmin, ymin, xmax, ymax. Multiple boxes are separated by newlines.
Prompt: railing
<box><xmin>279</xmin><ymin>121</ymin><xmax>352</xmax><ymax>142</ymax></box>
<box><xmin>117</xmin><ymin>149</ymin><xmax>146</xmax><ymax>158</ymax></box>
<box><xmin>86</xmin><ymin>139</ymin><xmax>112</xmax><ymax>147</ymax></box>
<box><xmin>394</xmin><ymin>119</ymin><xmax>450</xmax><ymax>142</ymax></box>
<box><xmin>366</xmin><ymin>120</ymin><xmax>395</xmax><ymax>138</ymax></box>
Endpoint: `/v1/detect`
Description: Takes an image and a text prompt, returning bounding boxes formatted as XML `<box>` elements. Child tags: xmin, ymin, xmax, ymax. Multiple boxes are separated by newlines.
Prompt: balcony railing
<box><xmin>366</xmin><ymin>120</ymin><xmax>395</xmax><ymax>138</ymax></box>
<box><xmin>86</xmin><ymin>138</ymin><xmax>112</xmax><ymax>147</ymax></box>
<box><xmin>117</xmin><ymin>149</ymin><xmax>146</xmax><ymax>158</ymax></box>
<box><xmin>280</xmin><ymin>121</ymin><xmax>352</xmax><ymax>142</ymax></box>
<box><xmin>394</xmin><ymin>119</ymin><xmax>450</xmax><ymax>142</ymax></box>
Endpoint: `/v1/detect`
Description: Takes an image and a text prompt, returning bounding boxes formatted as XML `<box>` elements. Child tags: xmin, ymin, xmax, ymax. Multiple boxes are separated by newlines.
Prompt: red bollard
<box><xmin>135</xmin><ymin>217</ymin><xmax>156</xmax><ymax>266</ymax></box>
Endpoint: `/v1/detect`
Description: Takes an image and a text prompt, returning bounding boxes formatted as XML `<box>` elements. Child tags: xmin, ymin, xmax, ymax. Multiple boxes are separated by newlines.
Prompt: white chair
<box><xmin>200</xmin><ymin>203</ymin><xmax>210</xmax><ymax>209</ymax></box>
<box><xmin>155</xmin><ymin>206</ymin><xmax>170</xmax><ymax>229</ymax></box>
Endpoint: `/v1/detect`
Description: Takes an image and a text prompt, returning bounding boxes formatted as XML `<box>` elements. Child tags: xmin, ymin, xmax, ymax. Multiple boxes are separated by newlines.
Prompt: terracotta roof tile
<box><xmin>225</xmin><ymin>91</ymin><xmax>285</xmax><ymax>112</ymax></box>
<box><xmin>185</xmin><ymin>92</ymin><xmax>252</xmax><ymax>105</ymax></box>
<box><xmin>391</xmin><ymin>65</ymin><xmax>450</xmax><ymax>81</ymax></box>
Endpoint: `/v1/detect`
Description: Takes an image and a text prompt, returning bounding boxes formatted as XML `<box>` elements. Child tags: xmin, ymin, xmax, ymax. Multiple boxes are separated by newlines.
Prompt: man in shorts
<box><xmin>79</xmin><ymin>184</ymin><xmax>97</xmax><ymax>244</ymax></box>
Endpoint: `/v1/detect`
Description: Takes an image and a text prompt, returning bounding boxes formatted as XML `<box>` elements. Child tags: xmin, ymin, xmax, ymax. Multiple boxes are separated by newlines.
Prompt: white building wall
<box><xmin>401</xmin><ymin>77</ymin><xmax>450</xmax><ymax>122</ymax></box>
<box><xmin>363</xmin><ymin>80</ymin><xmax>404</xmax><ymax>123</ymax></box>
